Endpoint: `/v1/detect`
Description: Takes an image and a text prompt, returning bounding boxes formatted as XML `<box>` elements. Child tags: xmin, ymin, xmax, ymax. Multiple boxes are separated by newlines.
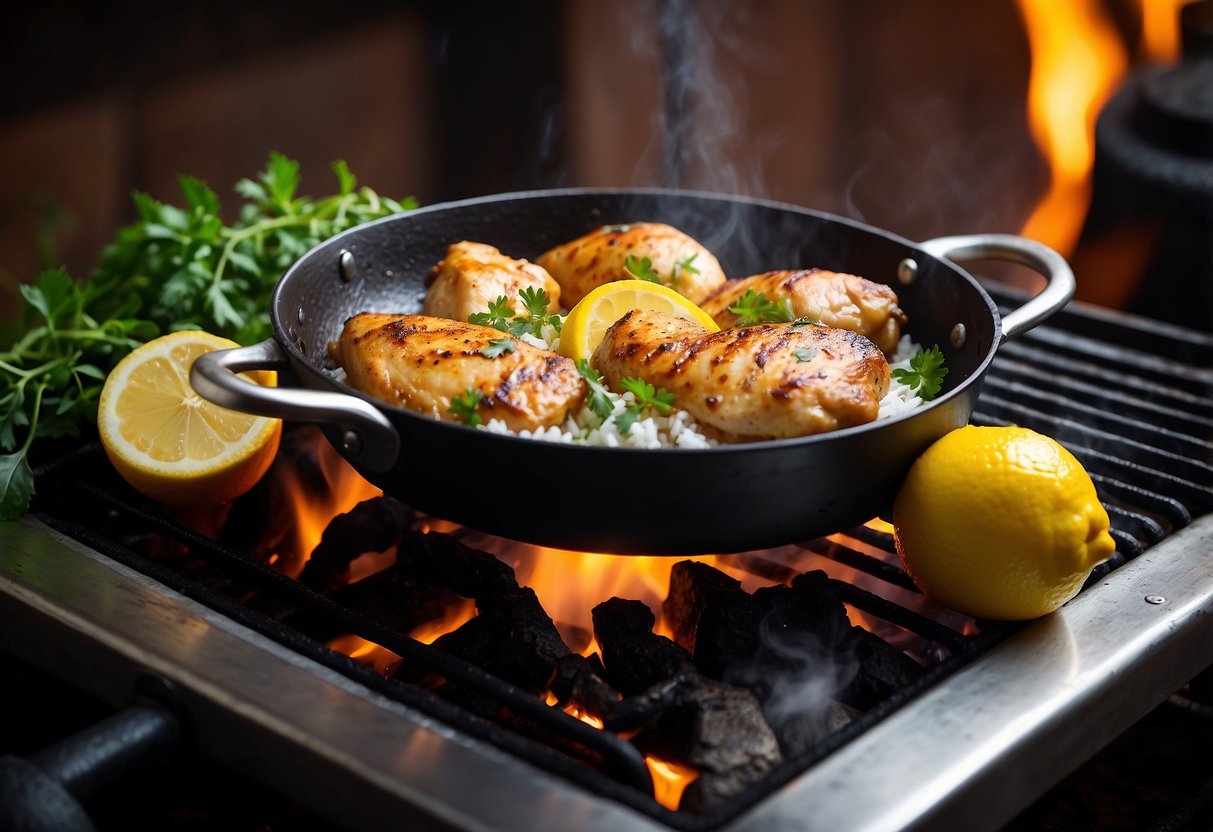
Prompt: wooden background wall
<box><xmin>0</xmin><ymin>0</ymin><xmax>1100</xmax><ymax>319</ymax></box>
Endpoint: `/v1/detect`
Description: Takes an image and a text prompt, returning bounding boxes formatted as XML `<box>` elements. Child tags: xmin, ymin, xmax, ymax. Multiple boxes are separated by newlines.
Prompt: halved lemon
<box><xmin>557</xmin><ymin>279</ymin><xmax>720</xmax><ymax>362</ymax></box>
<box><xmin>98</xmin><ymin>331</ymin><xmax>282</xmax><ymax>507</ymax></box>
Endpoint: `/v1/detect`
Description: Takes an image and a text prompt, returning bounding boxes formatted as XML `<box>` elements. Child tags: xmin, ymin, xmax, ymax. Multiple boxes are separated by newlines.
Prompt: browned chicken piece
<box><xmin>592</xmin><ymin>310</ymin><xmax>890</xmax><ymax>441</ymax></box>
<box><xmin>423</xmin><ymin>241</ymin><xmax>561</xmax><ymax>323</ymax></box>
<box><xmin>701</xmin><ymin>269</ymin><xmax>907</xmax><ymax>356</ymax></box>
<box><xmin>330</xmin><ymin>313</ymin><xmax>585</xmax><ymax>432</ymax></box>
<box><xmin>536</xmin><ymin>222</ymin><xmax>726</xmax><ymax>307</ymax></box>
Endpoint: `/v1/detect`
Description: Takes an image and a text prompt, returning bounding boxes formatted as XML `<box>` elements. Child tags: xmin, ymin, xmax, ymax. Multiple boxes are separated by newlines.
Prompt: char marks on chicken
<box><xmin>536</xmin><ymin>222</ymin><xmax>726</xmax><ymax>306</ymax></box>
<box><xmin>701</xmin><ymin>269</ymin><xmax>907</xmax><ymax>356</ymax></box>
<box><xmin>329</xmin><ymin>313</ymin><xmax>585</xmax><ymax>431</ymax></box>
<box><xmin>592</xmin><ymin>309</ymin><xmax>891</xmax><ymax>440</ymax></box>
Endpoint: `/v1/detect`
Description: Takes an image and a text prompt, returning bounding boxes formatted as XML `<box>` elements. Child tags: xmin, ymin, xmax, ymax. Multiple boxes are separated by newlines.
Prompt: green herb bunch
<box><xmin>0</xmin><ymin>151</ymin><xmax>416</xmax><ymax>518</ymax></box>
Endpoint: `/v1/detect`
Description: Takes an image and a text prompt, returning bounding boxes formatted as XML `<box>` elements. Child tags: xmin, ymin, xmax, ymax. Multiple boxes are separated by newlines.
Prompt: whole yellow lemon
<box><xmin>892</xmin><ymin>425</ymin><xmax>1116</xmax><ymax>621</ymax></box>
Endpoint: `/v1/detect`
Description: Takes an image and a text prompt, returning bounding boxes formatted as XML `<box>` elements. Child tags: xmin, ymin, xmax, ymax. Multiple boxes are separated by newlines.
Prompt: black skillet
<box><xmin>191</xmin><ymin>189</ymin><xmax>1074</xmax><ymax>555</ymax></box>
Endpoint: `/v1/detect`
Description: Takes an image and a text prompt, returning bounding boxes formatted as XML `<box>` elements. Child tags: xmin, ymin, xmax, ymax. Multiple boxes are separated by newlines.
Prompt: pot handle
<box><xmin>919</xmin><ymin>233</ymin><xmax>1076</xmax><ymax>341</ymax></box>
<box><xmin>190</xmin><ymin>339</ymin><xmax>401</xmax><ymax>472</ymax></box>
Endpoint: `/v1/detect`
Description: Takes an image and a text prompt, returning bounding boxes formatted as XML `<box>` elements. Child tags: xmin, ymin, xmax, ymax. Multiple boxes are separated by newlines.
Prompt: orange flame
<box><xmin>269</xmin><ymin>428</ymin><xmax>383</xmax><ymax>578</ymax></box>
<box><xmin>1138</xmin><ymin>0</ymin><xmax>1190</xmax><ymax>61</ymax></box>
<box><xmin>328</xmin><ymin>634</ymin><xmax>401</xmax><ymax>676</ymax></box>
<box><xmin>647</xmin><ymin>756</ymin><xmax>699</xmax><ymax>811</ymax></box>
<box><xmin>1016</xmin><ymin>0</ymin><xmax>1130</xmax><ymax>256</ymax></box>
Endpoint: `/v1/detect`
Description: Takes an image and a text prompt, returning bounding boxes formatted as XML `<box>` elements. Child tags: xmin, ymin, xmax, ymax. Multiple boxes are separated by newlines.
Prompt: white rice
<box><xmin>481</xmin><ymin>329</ymin><xmax>927</xmax><ymax>448</ymax></box>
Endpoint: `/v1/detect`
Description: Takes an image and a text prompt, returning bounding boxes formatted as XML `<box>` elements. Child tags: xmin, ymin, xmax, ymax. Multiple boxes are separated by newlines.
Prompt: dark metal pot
<box><xmin>191</xmin><ymin>189</ymin><xmax>1073</xmax><ymax>554</ymax></box>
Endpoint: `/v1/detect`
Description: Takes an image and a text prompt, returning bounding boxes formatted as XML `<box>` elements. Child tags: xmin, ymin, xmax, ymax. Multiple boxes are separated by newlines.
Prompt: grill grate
<box><xmin>20</xmin><ymin>284</ymin><xmax>1213</xmax><ymax>829</ymax></box>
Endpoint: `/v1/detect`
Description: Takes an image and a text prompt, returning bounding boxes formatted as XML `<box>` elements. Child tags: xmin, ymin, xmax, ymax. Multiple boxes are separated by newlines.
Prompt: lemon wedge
<box><xmin>557</xmin><ymin>279</ymin><xmax>719</xmax><ymax>362</ymax></box>
<box><xmin>98</xmin><ymin>331</ymin><xmax>282</xmax><ymax>507</ymax></box>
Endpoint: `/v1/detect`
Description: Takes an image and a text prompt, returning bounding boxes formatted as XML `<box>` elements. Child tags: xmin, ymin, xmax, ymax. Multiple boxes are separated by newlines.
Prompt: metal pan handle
<box><xmin>190</xmin><ymin>339</ymin><xmax>401</xmax><ymax>472</ymax></box>
<box><xmin>919</xmin><ymin>233</ymin><xmax>1076</xmax><ymax>341</ymax></box>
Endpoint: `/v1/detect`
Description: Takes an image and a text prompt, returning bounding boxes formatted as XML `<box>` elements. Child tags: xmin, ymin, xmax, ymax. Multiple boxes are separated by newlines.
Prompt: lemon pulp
<box><xmin>98</xmin><ymin>331</ymin><xmax>281</xmax><ymax>507</ymax></box>
<box><xmin>558</xmin><ymin>279</ymin><xmax>719</xmax><ymax>362</ymax></box>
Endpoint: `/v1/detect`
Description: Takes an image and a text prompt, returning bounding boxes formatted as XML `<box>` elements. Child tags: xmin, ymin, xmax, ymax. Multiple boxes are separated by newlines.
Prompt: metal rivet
<box><xmin>384</xmin><ymin>269</ymin><xmax>394</xmax><ymax>278</ymax></box>
<box><xmin>297</xmin><ymin>339</ymin><xmax>307</xmax><ymax>356</ymax></box>
<box><xmin>1145</xmin><ymin>595</ymin><xmax>1166</xmax><ymax>605</ymax></box>
<box><xmin>286</xmin><ymin>325</ymin><xmax>296</xmax><ymax>340</ymax></box>
<box><xmin>897</xmin><ymin>258</ymin><xmax>918</xmax><ymax>286</ymax></box>
<box><xmin>297</xmin><ymin>307</ymin><xmax>306</xmax><ymax>324</ymax></box>
<box><xmin>950</xmin><ymin>323</ymin><xmax>967</xmax><ymax>349</ymax></box>
<box><xmin>339</xmin><ymin>249</ymin><xmax>357</xmax><ymax>282</ymax></box>
<box><xmin>342</xmin><ymin>430</ymin><xmax>363</xmax><ymax>456</ymax></box>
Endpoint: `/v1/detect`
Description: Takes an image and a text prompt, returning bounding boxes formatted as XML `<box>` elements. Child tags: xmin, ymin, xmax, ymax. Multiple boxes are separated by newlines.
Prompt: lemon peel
<box><xmin>98</xmin><ymin>331</ymin><xmax>281</xmax><ymax>507</ymax></box>
<box><xmin>892</xmin><ymin>425</ymin><xmax>1116</xmax><ymax>621</ymax></box>
<box><xmin>557</xmin><ymin>279</ymin><xmax>719</xmax><ymax>362</ymax></box>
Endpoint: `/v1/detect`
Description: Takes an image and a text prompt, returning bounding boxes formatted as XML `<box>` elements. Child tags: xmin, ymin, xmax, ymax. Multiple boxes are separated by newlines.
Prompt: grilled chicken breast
<box><xmin>536</xmin><ymin>222</ymin><xmax>726</xmax><ymax>307</ymax></box>
<box><xmin>423</xmin><ymin>241</ymin><xmax>561</xmax><ymax>323</ymax></box>
<box><xmin>701</xmin><ymin>269</ymin><xmax>907</xmax><ymax>356</ymax></box>
<box><xmin>592</xmin><ymin>310</ymin><xmax>890</xmax><ymax>441</ymax></box>
<box><xmin>330</xmin><ymin>314</ymin><xmax>585</xmax><ymax>431</ymax></box>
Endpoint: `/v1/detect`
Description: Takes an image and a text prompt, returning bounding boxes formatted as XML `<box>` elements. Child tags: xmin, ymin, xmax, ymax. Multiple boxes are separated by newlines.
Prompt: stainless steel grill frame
<box><xmin>3</xmin><ymin>290</ymin><xmax>1213</xmax><ymax>831</ymax></box>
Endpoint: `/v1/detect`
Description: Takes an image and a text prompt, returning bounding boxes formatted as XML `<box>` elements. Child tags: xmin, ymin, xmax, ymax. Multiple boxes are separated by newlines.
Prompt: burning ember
<box><xmin>198</xmin><ymin>426</ymin><xmax>974</xmax><ymax>813</ymax></box>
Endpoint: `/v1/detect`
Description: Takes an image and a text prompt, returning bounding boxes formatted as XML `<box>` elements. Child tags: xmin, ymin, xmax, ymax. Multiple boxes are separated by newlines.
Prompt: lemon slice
<box><xmin>98</xmin><ymin>331</ymin><xmax>282</xmax><ymax>507</ymax></box>
<box><xmin>557</xmin><ymin>279</ymin><xmax>720</xmax><ymax>362</ymax></box>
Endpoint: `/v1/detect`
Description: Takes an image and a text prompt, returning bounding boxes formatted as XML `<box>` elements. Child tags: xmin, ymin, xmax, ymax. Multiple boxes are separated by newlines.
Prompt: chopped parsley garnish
<box><xmin>479</xmin><ymin>337</ymin><xmax>516</xmax><ymax>358</ymax></box>
<box><xmin>468</xmin><ymin>295</ymin><xmax>516</xmax><ymax>331</ymax></box>
<box><xmin>792</xmin><ymin>346</ymin><xmax>819</xmax><ymax>362</ymax></box>
<box><xmin>791</xmin><ymin>315</ymin><xmax>822</xmax><ymax>327</ymax></box>
<box><xmin>891</xmin><ymin>345</ymin><xmax>949</xmax><ymax>400</ymax></box>
<box><xmin>602</xmin><ymin>224</ymin><xmax>631</xmax><ymax>234</ymax></box>
<box><xmin>615</xmin><ymin>377</ymin><xmax>676</xmax><ymax>434</ymax></box>
<box><xmin>575</xmin><ymin>359</ymin><xmax>615</xmax><ymax>421</ymax></box>
<box><xmin>671</xmin><ymin>252</ymin><xmax>701</xmax><ymax>289</ymax></box>
<box><xmin>468</xmin><ymin>288</ymin><xmax>562</xmax><ymax>338</ymax></box>
<box><xmin>625</xmin><ymin>254</ymin><xmax>663</xmax><ymax>284</ymax></box>
<box><xmin>449</xmin><ymin>388</ymin><xmax>485</xmax><ymax>426</ymax></box>
<box><xmin>727</xmin><ymin>289</ymin><xmax>795</xmax><ymax>325</ymax></box>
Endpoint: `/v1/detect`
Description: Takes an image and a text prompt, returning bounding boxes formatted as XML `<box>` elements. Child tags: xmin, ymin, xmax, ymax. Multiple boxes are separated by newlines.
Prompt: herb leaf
<box><xmin>615</xmin><ymin>376</ymin><xmax>676</xmax><ymax>433</ymax></box>
<box><xmin>479</xmin><ymin>337</ymin><xmax>516</xmax><ymax>359</ymax></box>
<box><xmin>575</xmin><ymin>359</ymin><xmax>615</xmax><ymax>421</ymax></box>
<box><xmin>468</xmin><ymin>295</ymin><xmax>516</xmax><ymax>331</ymax></box>
<box><xmin>792</xmin><ymin>347</ymin><xmax>819</xmax><ymax>362</ymax></box>
<box><xmin>0</xmin><ymin>449</ymin><xmax>34</xmax><ymax>521</ymax></box>
<box><xmin>469</xmin><ymin>289</ymin><xmax>561</xmax><ymax>338</ymax></box>
<box><xmin>625</xmin><ymin>255</ymin><xmax>663</xmax><ymax>284</ymax></box>
<box><xmin>449</xmin><ymin>388</ymin><xmax>485</xmax><ymax>426</ymax></box>
<box><xmin>791</xmin><ymin>316</ymin><xmax>822</xmax><ymax>327</ymax></box>
<box><xmin>891</xmin><ymin>345</ymin><xmax>949</xmax><ymax>400</ymax></box>
<box><xmin>727</xmin><ymin>289</ymin><xmax>795</xmax><ymax>325</ymax></box>
<box><xmin>671</xmin><ymin>252</ymin><xmax>700</xmax><ymax>290</ymax></box>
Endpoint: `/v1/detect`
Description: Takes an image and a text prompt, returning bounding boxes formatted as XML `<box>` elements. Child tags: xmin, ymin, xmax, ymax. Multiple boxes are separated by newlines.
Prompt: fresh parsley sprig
<box><xmin>625</xmin><ymin>255</ymin><xmax>662</xmax><ymax>284</ymax></box>
<box><xmin>0</xmin><ymin>152</ymin><xmax>416</xmax><ymax>518</ymax></box>
<box><xmin>467</xmin><ymin>296</ymin><xmax>516</xmax><ymax>332</ymax></box>
<box><xmin>891</xmin><ymin>345</ymin><xmax>949</xmax><ymax>400</ymax></box>
<box><xmin>671</xmin><ymin>252</ymin><xmax>700</xmax><ymax>290</ymax></box>
<box><xmin>727</xmin><ymin>289</ymin><xmax>795</xmax><ymax>325</ymax></box>
<box><xmin>479</xmin><ymin>338</ymin><xmax>516</xmax><ymax>359</ymax></box>
<box><xmin>575</xmin><ymin>359</ymin><xmax>615</xmax><ymax>421</ymax></box>
<box><xmin>468</xmin><ymin>288</ymin><xmax>562</xmax><ymax>339</ymax></box>
<box><xmin>449</xmin><ymin>388</ymin><xmax>485</xmax><ymax>426</ymax></box>
<box><xmin>614</xmin><ymin>377</ymin><xmax>676</xmax><ymax>434</ymax></box>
